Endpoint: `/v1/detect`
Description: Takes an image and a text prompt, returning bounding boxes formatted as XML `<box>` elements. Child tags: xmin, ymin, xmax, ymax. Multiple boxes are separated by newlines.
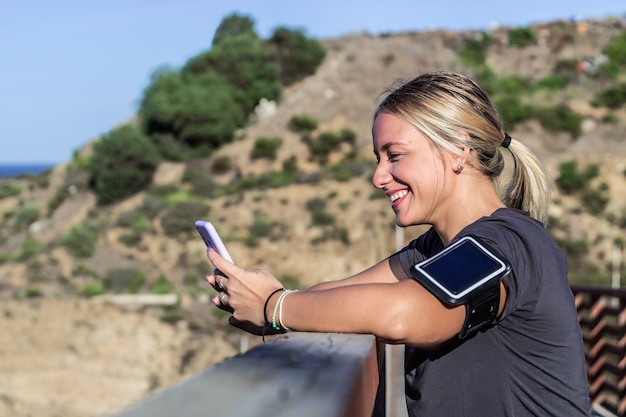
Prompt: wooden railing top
<box><xmin>110</xmin><ymin>332</ymin><xmax>379</xmax><ymax>417</ymax></box>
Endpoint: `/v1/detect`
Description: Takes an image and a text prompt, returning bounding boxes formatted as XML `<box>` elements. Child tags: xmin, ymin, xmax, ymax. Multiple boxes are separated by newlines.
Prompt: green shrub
<box><xmin>553</xmin><ymin>58</ymin><xmax>579</xmax><ymax>78</ymax></box>
<box><xmin>62</xmin><ymin>225</ymin><xmax>98</xmax><ymax>258</ymax></box>
<box><xmin>184</xmin><ymin>165</ymin><xmax>218</xmax><ymax>196</ymax></box>
<box><xmin>558</xmin><ymin>161</ymin><xmax>584</xmax><ymax>193</ymax></box>
<box><xmin>250</xmin><ymin>136</ymin><xmax>283</xmax><ymax>160</ymax></box>
<box><xmin>0</xmin><ymin>181</ymin><xmax>21</xmax><ymax>200</ymax></box>
<box><xmin>592</xmin><ymin>83</ymin><xmax>626</xmax><ymax>109</ymax></box>
<box><xmin>160</xmin><ymin>200</ymin><xmax>210</xmax><ymax>236</ymax></box>
<box><xmin>138</xmin><ymin>194</ymin><xmax>167</xmax><ymax>219</ymax></box>
<box><xmin>600</xmin><ymin>30</ymin><xmax>626</xmax><ymax>77</ymax></box>
<box><xmin>581</xmin><ymin>185</ymin><xmax>610</xmax><ymax>215</ymax></box>
<box><xmin>508</xmin><ymin>27</ymin><xmax>536</xmax><ymax>47</ymax></box>
<box><xmin>47</xmin><ymin>189</ymin><xmax>66</xmax><ymax>216</ymax></box>
<box><xmin>72</xmin><ymin>264</ymin><xmax>99</xmax><ymax>278</ymax></box>
<box><xmin>117</xmin><ymin>211</ymin><xmax>151</xmax><ymax>232</ymax></box>
<box><xmin>287</xmin><ymin>114</ymin><xmax>319</xmax><ymax>134</ymax></box>
<box><xmin>118</xmin><ymin>232</ymin><xmax>143</xmax><ymax>248</ymax></box>
<box><xmin>90</xmin><ymin>125</ymin><xmax>160</xmax><ymax>205</ymax></box>
<box><xmin>534</xmin><ymin>104</ymin><xmax>581</xmax><ymax>137</ymax></box>
<box><xmin>457</xmin><ymin>33</ymin><xmax>493</xmax><ymax>67</ymax></box>
<box><xmin>104</xmin><ymin>268</ymin><xmax>146</xmax><ymax>293</ymax></box>
<box><xmin>495</xmin><ymin>75</ymin><xmax>531</xmax><ymax>95</ymax></box>
<box><xmin>164</xmin><ymin>189</ymin><xmax>191</xmax><ymax>206</ymax></box>
<box><xmin>212</xmin><ymin>155</ymin><xmax>232</xmax><ymax>174</ymax></box>
<box><xmin>22</xmin><ymin>287</ymin><xmax>43</xmax><ymax>298</ymax></box>
<box><xmin>494</xmin><ymin>95</ymin><xmax>533</xmax><ymax>130</ymax></box>
<box><xmin>305</xmin><ymin>198</ymin><xmax>335</xmax><ymax>226</ymax></box>
<box><xmin>151</xmin><ymin>275</ymin><xmax>173</xmax><ymax>294</ymax></box>
<box><xmin>282</xmin><ymin>155</ymin><xmax>299</xmax><ymax>176</ymax></box>
<box><xmin>308</xmin><ymin>131</ymin><xmax>341</xmax><ymax>163</ymax></box>
<box><xmin>339</xmin><ymin>128</ymin><xmax>357</xmax><ymax>145</ymax></box>
<box><xmin>12</xmin><ymin>204</ymin><xmax>40</xmax><ymax>232</ymax></box>
<box><xmin>248</xmin><ymin>210</ymin><xmax>277</xmax><ymax>238</ymax></box>
<box><xmin>327</xmin><ymin>159</ymin><xmax>368</xmax><ymax>182</ymax></box>
<box><xmin>533</xmin><ymin>75</ymin><xmax>568</xmax><ymax>91</ymax></box>
<box><xmin>160</xmin><ymin>306</ymin><xmax>184</xmax><ymax>323</ymax></box>
<box><xmin>16</xmin><ymin>236</ymin><xmax>44</xmax><ymax>262</ymax></box>
<box><xmin>81</xmin><ymin>282</ymin><xmax>104</xmax><ymax>297</ymax></box>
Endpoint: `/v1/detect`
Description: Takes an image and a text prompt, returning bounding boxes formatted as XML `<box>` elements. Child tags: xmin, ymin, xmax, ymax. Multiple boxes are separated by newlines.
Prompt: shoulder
<box><xmin>460</xmin><ymin>208</ymin><xmax>551</xmax><ymax>250</ymax></box>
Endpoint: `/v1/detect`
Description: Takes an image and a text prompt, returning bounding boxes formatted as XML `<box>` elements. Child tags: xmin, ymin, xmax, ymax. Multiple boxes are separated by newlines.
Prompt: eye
<box><xmin>388</xmin><ymin>152</ymin><xmax>401</xmax><ymax>162</ymax></box>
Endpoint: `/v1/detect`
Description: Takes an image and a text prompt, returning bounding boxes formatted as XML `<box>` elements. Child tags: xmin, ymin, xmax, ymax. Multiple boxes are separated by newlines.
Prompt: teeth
<box><xmin>389</xmin><ymin>190</ymin><xmax>408</xmax><ymax>202</ymax></box>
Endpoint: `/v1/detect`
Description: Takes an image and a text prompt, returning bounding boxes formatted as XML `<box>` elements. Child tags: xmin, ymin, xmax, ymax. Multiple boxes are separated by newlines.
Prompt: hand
<box><xmin>206</xmin><ymin>248</ymin><xmax>285</xmax><ymax>328</ymax></box>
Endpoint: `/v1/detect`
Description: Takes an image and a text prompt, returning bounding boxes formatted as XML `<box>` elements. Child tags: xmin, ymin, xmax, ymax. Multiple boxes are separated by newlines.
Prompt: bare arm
<box><xmin>207</xmin><ymin>249</ymin><xmax>507</xmax><ymax>347</ymax></box>
<box><xmin>305</xmin><ymin>257</ymin><xmax>401</xmax><ymax>291</ymax></box>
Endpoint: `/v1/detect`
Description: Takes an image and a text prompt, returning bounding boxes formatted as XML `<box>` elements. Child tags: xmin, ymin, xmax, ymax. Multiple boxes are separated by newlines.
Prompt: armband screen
<box><xmin>412</xmin><ymin>236</ymin><xmax>509</xmax><ymax>306</ymax></box>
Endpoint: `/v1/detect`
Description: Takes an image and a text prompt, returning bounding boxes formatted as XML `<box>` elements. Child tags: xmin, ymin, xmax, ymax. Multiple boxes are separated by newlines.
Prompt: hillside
<box><xmin>1</xmin><ymin>18</ymin><xmax>626</xmax><ymax>417</ymax></box>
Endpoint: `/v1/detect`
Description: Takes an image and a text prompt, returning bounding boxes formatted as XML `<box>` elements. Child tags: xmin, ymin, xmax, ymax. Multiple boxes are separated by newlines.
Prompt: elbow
<box><xmin>381</xmin><ymin>319</ymin><xmax>451</xmax><ymax>347</ymax></box>
<box><xmin>377</xmin><ymin>296</ymin><xmax>461</xmax><ymax>347</ymax></box>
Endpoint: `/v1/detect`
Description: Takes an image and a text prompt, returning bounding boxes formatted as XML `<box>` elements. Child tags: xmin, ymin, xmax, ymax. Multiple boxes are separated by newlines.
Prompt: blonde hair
<box><xmin>374</xmin><ymin>70</ymin><xmax>552</xmax><ymax>226</ymax></box>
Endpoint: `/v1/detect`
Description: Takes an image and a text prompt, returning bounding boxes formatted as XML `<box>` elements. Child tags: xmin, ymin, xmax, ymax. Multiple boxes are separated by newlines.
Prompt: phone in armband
<box><xmin>194</xmin><ymin>220</ymin><xmax>234</xmax><ymax>263</ymax></box>
<box><xmin>411</xmin><ymin>235</ymin><xmax>511</xmax><ymax>339</ymax></box>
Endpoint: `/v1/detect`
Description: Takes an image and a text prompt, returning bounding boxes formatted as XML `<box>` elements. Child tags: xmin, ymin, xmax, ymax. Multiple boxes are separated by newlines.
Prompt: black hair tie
<box><xmin>501</xmin><ymin>133</ymin><xmax>512</xmax><ymax>149</ymax></box>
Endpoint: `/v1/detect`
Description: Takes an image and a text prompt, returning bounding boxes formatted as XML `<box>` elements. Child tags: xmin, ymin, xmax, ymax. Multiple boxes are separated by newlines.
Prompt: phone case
<box><xmin>194</xmin><ymin>220</ymin><xmax>234</xmax><ymax>263</ymax></box>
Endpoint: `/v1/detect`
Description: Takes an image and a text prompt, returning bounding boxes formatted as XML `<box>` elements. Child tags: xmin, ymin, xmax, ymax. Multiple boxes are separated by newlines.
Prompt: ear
<box><xmin>450</xmin><ymin>130</ymin><xmax>472</xmax><ymax>171</ymax></box>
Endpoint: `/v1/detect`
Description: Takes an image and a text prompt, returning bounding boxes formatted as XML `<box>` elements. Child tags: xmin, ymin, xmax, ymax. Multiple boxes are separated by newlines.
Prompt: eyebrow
<box><xmin>375</xmin><ymin>140</ymin><xmax>409</xmax><ymax>154</ymax></box>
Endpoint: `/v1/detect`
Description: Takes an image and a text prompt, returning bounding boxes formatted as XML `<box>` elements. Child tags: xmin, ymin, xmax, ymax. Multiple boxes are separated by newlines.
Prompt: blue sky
<box><xmin>0</xmin><ymin>1</ymin><xmax>624</xmax><ymax>164</ymax></box>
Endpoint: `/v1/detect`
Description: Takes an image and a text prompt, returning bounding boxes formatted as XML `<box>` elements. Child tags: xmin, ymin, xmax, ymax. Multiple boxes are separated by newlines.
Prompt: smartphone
<box><xmin>411</xmin><ymin>235</ymin><xmax>510</xmax><ymax>306</ymax></box>
<box><xmin>194</xmin><ymin>220</ymin><xmax>234</xmax><ymax>263</ymax></box>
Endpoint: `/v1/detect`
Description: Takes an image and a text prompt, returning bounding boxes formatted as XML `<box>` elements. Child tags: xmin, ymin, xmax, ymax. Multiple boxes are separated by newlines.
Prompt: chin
<box><xmin>394</xmin><ymin>216</ymin><xmax>412</xmax><ymax>228</ymax></box>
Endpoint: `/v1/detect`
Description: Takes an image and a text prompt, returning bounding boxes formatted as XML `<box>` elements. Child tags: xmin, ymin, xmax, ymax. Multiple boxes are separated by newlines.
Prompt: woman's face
<box><xmin>372</xmin><ymin>113</ymin><xmax>454</xmax><ymax>227</ymax></box>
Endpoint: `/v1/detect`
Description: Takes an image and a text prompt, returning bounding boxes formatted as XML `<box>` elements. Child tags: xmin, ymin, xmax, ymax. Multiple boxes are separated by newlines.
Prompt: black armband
<box><xmin>409</xmin><ymin>235</ymin><xmax>510</xmax><ymax>340</ymax></box>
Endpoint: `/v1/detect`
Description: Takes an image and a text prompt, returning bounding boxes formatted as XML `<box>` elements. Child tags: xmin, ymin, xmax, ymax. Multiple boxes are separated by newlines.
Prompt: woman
<box><xmin>206</xmin><ymin>71</ymin><xmax>592</xmax><ymax>416</ymax></box>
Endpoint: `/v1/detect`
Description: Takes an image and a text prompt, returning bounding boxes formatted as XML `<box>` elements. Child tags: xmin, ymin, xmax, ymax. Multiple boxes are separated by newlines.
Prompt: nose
<box><xmin>372</xmin><ymin>162</ymin><xmax>391</xmax><ymax>189</ymax></box>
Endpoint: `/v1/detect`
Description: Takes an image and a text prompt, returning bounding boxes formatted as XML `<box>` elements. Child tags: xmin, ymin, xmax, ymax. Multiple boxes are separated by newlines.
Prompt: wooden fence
<box><xmin>572</xmin><ymin>285</ymin><xmax>626</xmax><ymax>417</ymax></box>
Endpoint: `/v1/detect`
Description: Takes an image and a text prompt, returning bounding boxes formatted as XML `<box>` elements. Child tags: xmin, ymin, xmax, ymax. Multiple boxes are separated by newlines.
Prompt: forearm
<box><xmin>306</xmin><ymin>258</ymin><xmax>398</xmax><ymax>291</ymax></box>
<box><xmin>271</xmin><ymin>280</ymin><xmax>466</xmax><ymax>346</ymax></box>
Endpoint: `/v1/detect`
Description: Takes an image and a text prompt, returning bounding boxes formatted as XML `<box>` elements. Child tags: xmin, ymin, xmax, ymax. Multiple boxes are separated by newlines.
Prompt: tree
<box><xmin>140</xmin><ymin>70</ymin><xmax>247</xmax><ymax>149</ymax></box>
<box><xmin>212</xmin><ymin>13</ymin><xmax>257</xmax><ymax>47</ymax></box>
<box><xmin>183</xmin><ymin>34</ymin><xmax>281</xmax><ymax>114</ymax></box>
<box><xmin>268</xmin><ymin>27</ymin><xmax>326</xmax><ymax>85</ymax></box>
<box><xmin>89</xmin><ymin>125</ymin><xmax>160</xmax><ymax>205</ymax></box>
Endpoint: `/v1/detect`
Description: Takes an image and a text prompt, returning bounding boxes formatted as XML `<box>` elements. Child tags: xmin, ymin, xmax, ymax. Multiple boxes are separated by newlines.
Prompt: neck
<box><xmin>433</xmin><ymin>178</ymin><xmax>505</xmax><ymax>245</ymax></box>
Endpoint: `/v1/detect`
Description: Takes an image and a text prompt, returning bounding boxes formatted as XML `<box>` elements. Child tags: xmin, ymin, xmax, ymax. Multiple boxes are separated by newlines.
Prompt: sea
<box><xmin>0</xmin><ymin>163</ymin><xmax>57</xmax><ymax>179</ymax></box>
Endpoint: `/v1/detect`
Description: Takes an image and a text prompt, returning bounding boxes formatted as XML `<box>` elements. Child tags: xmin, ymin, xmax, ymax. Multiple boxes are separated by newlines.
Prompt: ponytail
<box><xmin>502</xmin><ymin>137</ymin><xmax>552</xmax><ymax>226</ymax></box>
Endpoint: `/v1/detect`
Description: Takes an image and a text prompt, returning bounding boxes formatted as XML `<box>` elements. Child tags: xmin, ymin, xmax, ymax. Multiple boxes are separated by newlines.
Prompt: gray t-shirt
<box><xmin>394</xmin><ymin>208</ymin><xmax>591</xmax><ymax>417</ymax></box>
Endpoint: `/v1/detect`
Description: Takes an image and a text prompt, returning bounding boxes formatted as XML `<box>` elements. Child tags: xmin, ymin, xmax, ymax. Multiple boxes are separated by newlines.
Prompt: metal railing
<box><xmin>111</xmin><ymin>332</ymin><xmax>380</xmax><ymax>417</ymax></box>
<box><xmin>572</xmin><ymin>285</ymin><xmax>626</xmax><ymax>417</ymax></box>
<box><xmin>109</xmin><ymin>285</ymin><xmax>624</xmax><ymax>417</ymax></box>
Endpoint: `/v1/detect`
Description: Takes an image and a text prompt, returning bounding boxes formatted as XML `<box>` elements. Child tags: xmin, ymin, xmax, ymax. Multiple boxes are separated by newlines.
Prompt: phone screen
<box><xmin>414</xmin><ymin>236</ymin><xmax>508</xmax><ymax>301</ymax></box>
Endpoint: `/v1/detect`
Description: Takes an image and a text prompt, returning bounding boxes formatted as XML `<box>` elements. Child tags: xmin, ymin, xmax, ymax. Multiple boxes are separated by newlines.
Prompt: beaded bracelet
<box><xmin>279</xmin><ymin>289</ymin><xmax>298</xmax><ymax>331</ymax></box>
<box><xmin>271</xmin><ymin>290</ymin><xmax>290</xmax><ymax>330</ymax></box>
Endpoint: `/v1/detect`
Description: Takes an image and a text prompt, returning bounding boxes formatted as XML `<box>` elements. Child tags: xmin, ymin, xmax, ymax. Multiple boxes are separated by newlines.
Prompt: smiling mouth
<box><xmin>389</xmin><ymin>189</ymin><xmax>408</xmax><ymax>203</ymax></box>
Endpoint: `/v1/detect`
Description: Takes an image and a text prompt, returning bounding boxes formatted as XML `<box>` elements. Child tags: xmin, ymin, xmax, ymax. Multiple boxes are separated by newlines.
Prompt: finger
<box><xmin>213</xmin><ymin>292</ymin><xmax>234</xmax><ymax>313</ymax></box>
<box><xmin>219</xmin><ymin>293</ymin><xmax>228</xmax><ymax>305</ymax></box>
<box><xmin>205</xmin><ymin>274</ymin><xmax>222</xmax><ymax>292</ymax></box>
<box><xmin>207</xmin><ymin>248</ymin><xmax>243</xmax><ymax>279</ymax></box>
